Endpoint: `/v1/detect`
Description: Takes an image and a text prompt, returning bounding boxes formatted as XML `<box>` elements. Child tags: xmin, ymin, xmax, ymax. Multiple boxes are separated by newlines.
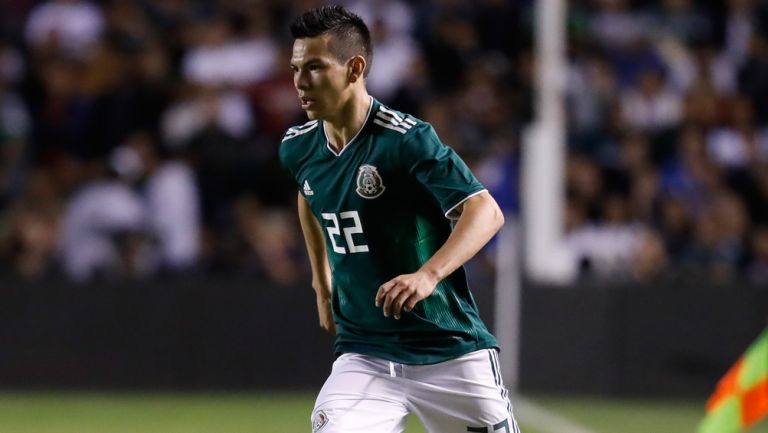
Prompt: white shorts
<box><xmin>311</xmin><ymin>349</ymin><xmax>520</xmax><ymax>433</ymax></box>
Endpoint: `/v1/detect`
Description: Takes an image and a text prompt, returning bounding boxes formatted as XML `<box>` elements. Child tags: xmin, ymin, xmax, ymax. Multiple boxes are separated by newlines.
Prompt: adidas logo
<box><xmin>303</xmin><ymin>180</ymin><xmax>314</xmax><ymax>196</ymax></box>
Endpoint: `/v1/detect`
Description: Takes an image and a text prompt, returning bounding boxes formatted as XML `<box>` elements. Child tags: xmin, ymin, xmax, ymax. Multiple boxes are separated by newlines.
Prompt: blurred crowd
<box><xmin>562</xmin><ymin>0</ymin><xmax>768</xmax><ymax>284</ymax></box>
<box><xmin>0</xmin><ymin>0</ymin><xmax>521</xmax><ymax>285</ymax></box>
<box><xmin>0</xmin><ymin>0</ymin><xmax>767</xmax><ymax>286</ymax></box>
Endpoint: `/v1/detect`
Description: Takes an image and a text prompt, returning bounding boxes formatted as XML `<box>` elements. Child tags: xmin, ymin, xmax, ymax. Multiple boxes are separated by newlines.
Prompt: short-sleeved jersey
<box><xmin>279</xmin><ymin>97</ymin><xmax>497</xmax><ymax>365</ymax></box>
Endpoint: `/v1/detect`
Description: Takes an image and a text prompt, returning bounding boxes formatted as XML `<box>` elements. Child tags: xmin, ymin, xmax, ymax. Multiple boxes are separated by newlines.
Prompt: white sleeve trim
<box><xmin>444</xmin><ymin>189</ymin><xmax>487</xmax><ymax>220</ymax></box>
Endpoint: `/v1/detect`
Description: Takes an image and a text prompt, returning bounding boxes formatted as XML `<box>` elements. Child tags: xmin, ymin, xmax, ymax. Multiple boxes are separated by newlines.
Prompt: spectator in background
<box><xmin>0</xmin><ymin>168</ymin><xmax>61</xmax><ymax>279</ymax></box>
<box><xmin>656</xmin><ymin>195</ymin><xmax>694</xmax><ymax>261</ymax></box>
<box><xmin>161</xmin><ymin>85</ymin><xmax>253</xmax><ymax>149</ymax></box>
<box><xmin>0</xmin><ymin>39</ymin><xmax>30</xmax><ymax>209</ymax></box>
<box><xmin>28</xmin><ymin>55</ymin><xmax>95</xmax><ymax>161</ymax></box>
<box><xmin>567</xmin><ymin>47</ymin><xmax>618</xmax><ymax>136</ymax></box>
<box><xmin>423</xmin><ymin>13</ymin><xmax>479</xmax><ymax>93</ymax></box>
<box><xmin>565</xmin><ymin>192</ymin><xmax>648</xmax><ymax>280</ymax></box>
<box><xmin>112</xmin><ymin>132</ymin><xmax>201</xmax><ymax>274</ymax></box>
<box><xmin>57</xmin><ymin>161</ymin><xmax>147</xmax><ymax>281</ymax></box>
<box><xmin>365</xmin><ymin>18</ymin><xmax>419</xmax><ymax>103</ymax></box>
<box><xmin>661</xmin><ymin>127</ymin><xmax>722</xmax><ymax>216</ymax></box>
<box><xmin>590</xmin><ymin>0</ymin><xmax>650</xmax><ymax>51</ymax></box>
<box><xmin>181</xmin><ymin>10</ymin><xmax>278</xmax><ymax>87</ymax></box>
<box><xmin>24</xmin><ymin>0</ymin><xmax>104</xmax><ymax>58</ymax></box>
<box><xmin>245</xmin><ymin>45</ymin><xmax>305</xmax><ymax>142</ymax></box>
<box><xmin>0</xmin><ymin>38</ymin><xmax>24</xmax><ymax>84</ymax></box>
<box><xmin>688</xmin><ymin>42</ymin><xmax>737</xmax><ymax>96</ymax></box>
<box><xmin>653</xmin><ymin>0</ymin><xmax>711</xmax><ymax>45</ymax></box>
<box><xmin>620</xmin><ymin>67</ymin><xmax>682</xmax><ymax>133</ymax></box>
<box><xmin>344</xmin><ymin>0</ymin><xmax>414</xmax><ymax>37</ymax></box>
<box><xmin>706</xmin><ymin>96</ymin><xmax>760</xmax><ymax>170</ymax></box>
<box><xmin>682</xmin><ymin>190</ymin><xmax>749</xmax><ymax>282</ymax></box>
<box><xmin>631</xmin><ymin>229</ymin><xmax>668</xmax><ymax>281</ymax></box>
<box><xmin>723</xmin><ymin>0</ymin><xmax>757</xmax><ymax>68</ymax></box>
<box><xmin>232</xmin><ymin>194</ymin><xmax>301</xmax><ymax>285</ymax></box>
<box><xmin>567</xmin><ymin>154</ymin><xmax>605</xmax><ymax>221</ymax></box>
<box><xmin>161</xmin><ymin>84</ymin><xmax>254</xmax><ymax>241</ymax></box>
<box><xmin>629</xmin><ymin>167</ymin><xmax>659</xmax><ymax>223</ymax></box>
<box><xmin>4</xmin><ymin>0</ymin><xmax>768</xmax><ymax>285</ymax></box>
<box><xmin>747</xmin><ymin>225</ymin><xmax>768</xmax><ymax>283</ymax></box>
<box><xmin>458</xmin><ymin>61</ymin><xmax>514</xmax><ymax>155</ymax></box>
<box><xmin>57</xmin><ymin>130</ymin><xmax>201</xmax><ymax>281</ymax></box>
<box><xmin>738</xmin><ymin>32</ymin><xmax>768</xmax><ymax>126</ymax></box>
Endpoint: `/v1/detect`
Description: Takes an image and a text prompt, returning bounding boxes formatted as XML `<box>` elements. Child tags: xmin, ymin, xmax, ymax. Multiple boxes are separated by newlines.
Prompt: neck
<box><xmin>324</xmin><ymin>91</ymin><xmax>371</xmax><ymax>153</ymax></box>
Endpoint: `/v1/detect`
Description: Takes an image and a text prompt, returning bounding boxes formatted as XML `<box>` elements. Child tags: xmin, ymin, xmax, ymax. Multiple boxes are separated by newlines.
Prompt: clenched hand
<box><xmin>375</xmin><ymin>271</ymin><xmax>438</xmax><ymax>320</ymax></box>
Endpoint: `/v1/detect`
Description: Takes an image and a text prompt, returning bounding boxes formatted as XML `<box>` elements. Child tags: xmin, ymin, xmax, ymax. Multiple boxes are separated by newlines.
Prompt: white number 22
<box><xmin>321</xmin><ymin>211</ymin><xmax>369</xmax><ymax>254</ymax></box>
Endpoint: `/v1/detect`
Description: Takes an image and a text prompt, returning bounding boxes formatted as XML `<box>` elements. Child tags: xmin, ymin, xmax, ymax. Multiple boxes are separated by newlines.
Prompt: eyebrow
<box><xmin>290</xmin><ymin>58</ymin><xmax>326</xmax><ymax>68</ymax></box>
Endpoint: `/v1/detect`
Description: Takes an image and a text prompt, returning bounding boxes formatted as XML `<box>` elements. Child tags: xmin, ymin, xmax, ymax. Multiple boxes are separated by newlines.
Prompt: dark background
<box><xmin>0</xmin><ymin>276</ymin><xmax>764</xmax><ymax>397</ymax></box>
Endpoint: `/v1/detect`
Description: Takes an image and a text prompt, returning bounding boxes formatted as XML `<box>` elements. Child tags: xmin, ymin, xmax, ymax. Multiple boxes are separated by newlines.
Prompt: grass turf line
<box><xmin>2</xmin><ymin>391</ymin><xmax>762</xmax><ymax>433</ymax></box>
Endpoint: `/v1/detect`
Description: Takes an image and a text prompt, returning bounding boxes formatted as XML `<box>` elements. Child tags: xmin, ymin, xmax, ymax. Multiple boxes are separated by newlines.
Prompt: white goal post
<box><xmin>494</xmin><ymin>0</ymin><xmax>576</xmax><ymax>392</ymax></box>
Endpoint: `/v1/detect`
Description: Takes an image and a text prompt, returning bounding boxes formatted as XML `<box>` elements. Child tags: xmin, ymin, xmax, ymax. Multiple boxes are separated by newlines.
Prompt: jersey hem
<box><xmin>335</xmin><ymin>339</ymin><xmax>499</xmax><ymax>366</ymax></box>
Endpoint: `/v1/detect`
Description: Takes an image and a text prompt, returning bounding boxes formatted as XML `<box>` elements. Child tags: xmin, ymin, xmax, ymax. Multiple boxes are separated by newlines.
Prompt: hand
<box><xmin>375</xmin><ymin>271</ymin><xmax>438</xmax><ymax>320</ymax></box>
<box><xmin>316</xmin><ymin>295</ymin><xmax>336</xmax><ymax>334</ymax></box>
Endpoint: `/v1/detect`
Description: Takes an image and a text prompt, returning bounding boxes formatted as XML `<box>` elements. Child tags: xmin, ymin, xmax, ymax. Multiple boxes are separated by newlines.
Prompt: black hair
<box><xmin>290</xmin><ymin>5</ymin><xmax>373</xmax><ymax>77</ymax></box>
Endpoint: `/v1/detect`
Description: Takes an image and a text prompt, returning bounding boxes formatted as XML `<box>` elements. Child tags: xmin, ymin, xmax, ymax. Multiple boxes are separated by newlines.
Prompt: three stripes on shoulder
<box><xmin>282</xmin><ymin>106</ymin><xmax>416</xmax><ymax>142</ymax></box>
<box><xmin>282</xmin><ymin>120</ymin><xmax>319</xmax><ymax>142</ymax></box>
<box><xmin>374</xmin><ymin>106</ymin><xmax>416</xmax><ymax>134</ymax></box>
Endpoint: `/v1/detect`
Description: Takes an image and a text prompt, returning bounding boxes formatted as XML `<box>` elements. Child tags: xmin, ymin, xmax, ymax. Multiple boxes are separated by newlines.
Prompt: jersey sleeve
<box><xmin>278</xmin><ymin>140</ymin><xmax>300</xmax><ymax>189</ymax></box>
<box><xmin>401</xmin><ymin>123</ymin><xmax>486</xmax><ymax>219</ymax></box>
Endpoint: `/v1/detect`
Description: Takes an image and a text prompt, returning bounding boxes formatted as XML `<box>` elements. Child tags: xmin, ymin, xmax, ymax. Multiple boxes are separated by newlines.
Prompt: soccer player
<box><xmin>279</xmin><ymin>5</ymin><xmax>520</xmax><ymax>433</ymax></box>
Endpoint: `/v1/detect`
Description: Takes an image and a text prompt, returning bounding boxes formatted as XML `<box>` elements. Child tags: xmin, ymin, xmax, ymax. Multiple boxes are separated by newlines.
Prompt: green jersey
<box><xmin>279</xmin><ymin>98</ymin><xmax>497</xmax><ymax>364</ymax></box>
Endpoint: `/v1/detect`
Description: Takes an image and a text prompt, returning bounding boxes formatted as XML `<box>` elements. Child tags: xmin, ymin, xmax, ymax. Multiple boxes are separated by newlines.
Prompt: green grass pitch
<box><xmin>0</xmin><ymin>391</ymin><xmax>766</xmax><ymax>433</ymax></box>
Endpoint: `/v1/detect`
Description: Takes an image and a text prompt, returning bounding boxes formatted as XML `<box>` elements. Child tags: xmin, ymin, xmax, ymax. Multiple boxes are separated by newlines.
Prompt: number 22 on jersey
<box><xmin>321</xmin><ymin>211</ymin><xmax>369</xmax><ymax>254</ymax></box>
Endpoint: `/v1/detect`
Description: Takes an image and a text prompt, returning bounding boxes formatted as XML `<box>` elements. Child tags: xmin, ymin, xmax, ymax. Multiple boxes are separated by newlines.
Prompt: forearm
<box><xmin>419</xmin><ymin>191</ymin><xmax>504</xmax><ymax>281</ymax></box>
<box><xmin>297</xmin><ymin>193</ymin><xmax>332</xmax><ymax>299</ymax></box>
<box><xmin>297</xmin><ymin>192</ymin><xmax>336</xmax><ymax>333</ymax></box>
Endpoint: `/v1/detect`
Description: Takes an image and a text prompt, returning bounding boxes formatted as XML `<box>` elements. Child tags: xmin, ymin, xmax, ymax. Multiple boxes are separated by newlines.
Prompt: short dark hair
<box><xmin>290</xmin><ymin>5</ymin><xmax>373</xmax><ymax>77</ymax></box>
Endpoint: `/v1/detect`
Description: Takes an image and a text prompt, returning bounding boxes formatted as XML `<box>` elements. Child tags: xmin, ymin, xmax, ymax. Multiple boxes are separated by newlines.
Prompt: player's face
<box><xmin>291</xmin><ymin>35</ymin><xmax>352</xmax><ymax>120</ymax></box>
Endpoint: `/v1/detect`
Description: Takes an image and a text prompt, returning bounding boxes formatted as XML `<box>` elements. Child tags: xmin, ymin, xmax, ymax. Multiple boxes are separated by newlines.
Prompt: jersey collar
<box><xmin>323</xmin><ymin>96</ymin><xmax>376</xmax><ymax>157</ymax></box>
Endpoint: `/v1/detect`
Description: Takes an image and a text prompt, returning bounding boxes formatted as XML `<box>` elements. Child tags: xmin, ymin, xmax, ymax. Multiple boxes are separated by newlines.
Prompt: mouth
<box><xmin>299</xmin><ymin>96</ymin><xmax>315</xmax><ymax>109</ymax></box>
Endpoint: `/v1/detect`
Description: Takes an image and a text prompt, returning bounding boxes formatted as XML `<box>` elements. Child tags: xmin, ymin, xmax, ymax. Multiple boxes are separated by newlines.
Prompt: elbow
<box><xmin>481</xmin><ymin>190</ymin><xmax>504</xmax><ymax>234</ymax></box>
<box><xmin>479</xmin><ymin>192</ymin><xmax>505</xmax><ymax>234</ymax></box>
<box><xmin>462</xmin><ymin>191</ymin><xmax>505</xmax><ymax>234</ymax></box>
<box><xmin>492</xmin><ymin>202</ymin><xmax>505</xmax><ymax>233</ymax></box>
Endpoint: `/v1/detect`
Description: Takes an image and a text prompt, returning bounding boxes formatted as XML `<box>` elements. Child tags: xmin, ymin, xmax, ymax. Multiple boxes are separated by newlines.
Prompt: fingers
<box><xmin>375</xmin><ymin>280</ymin><xmax>396</xmax><ymax>308</ymax></box>
<box><xmin>390</xmin><ymin>289</ymin><xmax>412</xmax><ymax>320</ymax></box>
<box><xmin>381</xmin><ymin>282</ymin><xmax>401</xmax><ymax>318</ymax></box>
<box><xmin>376</xmin><ymin>278</ymin><xmax>417</xmax><ymax>320</ymax></box>
<box><xmin>403</xmin><ymin>296</ymin><xmax>418</xmax><ymax>313</ymax></box>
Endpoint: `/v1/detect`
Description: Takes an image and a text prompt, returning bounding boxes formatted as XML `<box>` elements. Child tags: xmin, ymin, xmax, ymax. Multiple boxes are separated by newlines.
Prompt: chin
<box><xmin>304</xmin><ymin>109</ymin><xmax>321</xmax><ymax>120</ymax></box>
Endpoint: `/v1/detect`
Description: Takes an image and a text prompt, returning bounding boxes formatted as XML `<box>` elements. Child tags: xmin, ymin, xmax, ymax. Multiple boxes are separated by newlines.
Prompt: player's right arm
<box><xmin>297</xmin><ymin>192</ymin><xmax>335</xmax><ymax>334</ymax></box>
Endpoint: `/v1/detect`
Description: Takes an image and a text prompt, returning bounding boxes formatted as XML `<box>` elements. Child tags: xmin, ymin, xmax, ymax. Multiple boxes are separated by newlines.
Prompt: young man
<box><xmin>279</xmin><ymin>5</ymin><xmax>520</xmax><ymax>433</ymax></box>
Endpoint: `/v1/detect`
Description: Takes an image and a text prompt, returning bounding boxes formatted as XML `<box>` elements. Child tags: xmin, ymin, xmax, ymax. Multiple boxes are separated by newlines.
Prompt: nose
<box><xmin>295</xmin><ymin>70</ymin><xmax>310</xmax><ymax>91</ymax></box>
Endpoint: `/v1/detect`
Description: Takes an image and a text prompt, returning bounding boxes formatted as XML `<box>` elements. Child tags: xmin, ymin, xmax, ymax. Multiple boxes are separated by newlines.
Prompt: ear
<box><xmin>348</xmin><ymin>55</ymin><xmax>366</xmax><ymax>83</ymax></box>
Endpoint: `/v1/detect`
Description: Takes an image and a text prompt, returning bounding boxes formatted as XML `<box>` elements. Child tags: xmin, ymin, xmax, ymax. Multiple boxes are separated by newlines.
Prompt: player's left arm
<box><xmin>375</xmin><ymin>190</ymin><xmax>504</xmax><ymax>319</ymax></box>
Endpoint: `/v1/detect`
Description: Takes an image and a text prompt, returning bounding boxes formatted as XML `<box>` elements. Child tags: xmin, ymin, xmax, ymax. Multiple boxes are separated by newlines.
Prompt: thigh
<box><xmin>408</xmin><ymin>349</ymin><xmax>521</xmax><ymax>433</ymax></box>
<box><xmin>311</xmin><ymin>353</ymin><xmax>409</xmax><ymax>433</ymax></box>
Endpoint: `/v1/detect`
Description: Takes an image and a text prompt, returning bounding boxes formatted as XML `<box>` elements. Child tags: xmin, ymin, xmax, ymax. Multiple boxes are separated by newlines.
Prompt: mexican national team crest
<box><xmin>311</xmin><ymin>410</ymin><xmax>329</xmax><ymax>432</ymax></box>
<box><xmin>356</xmin><ymin>164</ymin><xmax>386</xmax><ymax>199</ymax></box>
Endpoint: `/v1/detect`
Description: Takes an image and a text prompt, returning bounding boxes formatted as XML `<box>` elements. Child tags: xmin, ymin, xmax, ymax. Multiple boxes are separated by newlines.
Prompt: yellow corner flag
<box><xmin>699</xmin><ymin>328</ymin><xmax>768</xmax><ymax>433</ymax></box>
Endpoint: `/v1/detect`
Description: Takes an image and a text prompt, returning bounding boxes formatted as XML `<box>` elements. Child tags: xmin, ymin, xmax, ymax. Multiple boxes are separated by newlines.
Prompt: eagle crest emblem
<box><xmin>355</xmin><ymin>164</ymin><xmax>385</xmax><ymax>199</ymax></box>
